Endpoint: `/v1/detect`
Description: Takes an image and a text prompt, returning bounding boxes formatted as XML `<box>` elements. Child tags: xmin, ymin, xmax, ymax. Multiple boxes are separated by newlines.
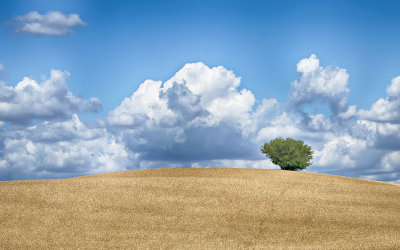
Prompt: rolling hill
<box><xmin>1</xmin><ymin>168</ymin><xmax>399</xmax><ymax>249</ymax></box>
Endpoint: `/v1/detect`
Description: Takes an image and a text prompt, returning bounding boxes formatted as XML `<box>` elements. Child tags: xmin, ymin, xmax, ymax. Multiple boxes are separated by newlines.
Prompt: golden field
<box><xmin>0</xmin><ymin>168</ymin><xmax>399</xmax><ymax>249</ymax></box>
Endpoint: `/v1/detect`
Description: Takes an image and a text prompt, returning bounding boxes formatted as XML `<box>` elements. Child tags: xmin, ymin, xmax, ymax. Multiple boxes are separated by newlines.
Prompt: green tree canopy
<box><xmin>261</xmin><ymin>137</ymin><xmax>313</xmax><ymax>170</ymax></box>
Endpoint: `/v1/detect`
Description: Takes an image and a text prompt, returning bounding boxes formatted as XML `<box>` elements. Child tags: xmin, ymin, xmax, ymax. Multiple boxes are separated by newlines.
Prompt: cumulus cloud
<box><xmin>0</xmin><ymin>63</ymin><xmax>265</xmax><ymax>180</ymax></box>
<box><xmin>359</xmin><ymin>76</ymin><xmax>400</xmax><ymax>123</ymax></box>
<box><xmin>2</xmin><ymin>56</ymin><xmax>400</xmax><ymax>183</ymax></box>
<box><xmin>107</xmin><ymin>63</ymin><xmax>255</xmax><ymax>128</ymax></box>
<box><xmin>0</xmin><ymin>69</ymin><xmax>101</xmax><ymax>124</ymax></box>
<box><xmin>166</xmin><ymin>63</ymin><xmax>255</xmax><ymax>128</ymax></box>
<box><xmin>369</xmin><ymin>123</ymin><xmax>400</xmax><ymax>150</ymax></box>
<box><xmin>106</xmin><ymin>63</ymin><xmax>259</xmax><ymax>163</ymax></box>
<box><xmin>106</xmin><ymin>79</ymin><xmax>172</xmax><ymax>127</ymax></box>
<box><xmin>289</xmin><ymin>54</ymin><xmax>352</xmax><ymax>118</ymax></box>
<box><xmin>256</xmin><ymin>112</ymin><xmax>313</xmax><ymax>142</ymax></box>
<box><xmin>11</xmin><ymin>11</ymin><xmax>86</xmax><ymax>35</ymax></box>
<box><xmin>0</xmin><ymin>114</ymin><xmax>132</xmax><ymax>180</ymax></box>
<box><xmin>358</xmin><ymin>150</ymin><xmax>400</xmax><ymax>183</ymax></box>
<box><xmin>313</xmin><ymin>135</ymin><xmax>378</xmax><ymax>170</ymax></box>
<box><xmin>381</xmin><ymin>151</ymin><xmax>400</xmax><ymax>172</ymax></box>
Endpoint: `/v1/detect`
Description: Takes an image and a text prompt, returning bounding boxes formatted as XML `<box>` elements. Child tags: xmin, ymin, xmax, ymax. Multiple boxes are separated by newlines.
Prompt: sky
<box><xmin>1</xmin><ymin>0</ymin><xmax>400</xmax><ymax>183</ymax></box>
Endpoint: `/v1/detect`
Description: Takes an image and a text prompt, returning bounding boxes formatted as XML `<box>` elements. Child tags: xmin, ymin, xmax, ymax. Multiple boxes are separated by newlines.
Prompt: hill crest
<box><xmin>1</xmin><ymin>168</ymin><xmax>399</xmax><ymax>249</ymax></box>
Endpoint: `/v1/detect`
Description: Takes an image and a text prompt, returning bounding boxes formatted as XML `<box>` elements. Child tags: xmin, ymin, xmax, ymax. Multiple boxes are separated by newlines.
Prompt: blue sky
<box><xmin>1</xmin><ymin>0</ymin><xmax>400</xmax><ymax>182</ymax></box>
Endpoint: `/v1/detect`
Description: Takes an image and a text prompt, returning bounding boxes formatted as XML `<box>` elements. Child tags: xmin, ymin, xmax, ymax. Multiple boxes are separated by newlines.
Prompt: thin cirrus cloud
<box><xmin>11</xmin><ymin>11</ymin><xmax>86</xmax><ymax>35</ymax></box>
<box><xmin>1</xmin><ymin>55</ymin><xmax>400</xmax><ymax>183</ymax></box>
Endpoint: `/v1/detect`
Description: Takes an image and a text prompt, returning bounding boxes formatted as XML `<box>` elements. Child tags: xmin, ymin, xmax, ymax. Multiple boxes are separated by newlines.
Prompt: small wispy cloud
<box><xmin>10</xmin><ymin>11</ymin><xmax>86</xmax><ymax>36</ymax></box>
<box><xmin>0</xmin><ymin>63</ymin><xmax>5</xmax><ymax>80</ymax></box>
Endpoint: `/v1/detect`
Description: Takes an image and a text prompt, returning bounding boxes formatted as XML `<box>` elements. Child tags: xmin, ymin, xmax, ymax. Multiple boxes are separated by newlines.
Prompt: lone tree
<box><xmin>261</xmin><ymin>137</ymin><xmax>313</xmax><ymax>171</ymax></box>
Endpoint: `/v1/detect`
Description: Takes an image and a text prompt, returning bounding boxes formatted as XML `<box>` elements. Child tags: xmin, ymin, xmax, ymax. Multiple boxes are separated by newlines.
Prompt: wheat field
<box><xmin>0</xmin><ymin>168</ymin><xmax>399</xmax><ymax>249</ymax></box>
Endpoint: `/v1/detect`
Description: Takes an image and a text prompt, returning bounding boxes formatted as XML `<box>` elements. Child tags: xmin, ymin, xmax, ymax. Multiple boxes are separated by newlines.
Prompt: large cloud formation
<box><xmin>1</xmin><ymin>55</ymin><xmax>400</xmax><ymax>183</ymax></box>
<box><xmin>105</xmin><ymin>63</ymin><xmax>258</xmax><ymax>165</ymax></box>
<box><xmin>11</xmin><ymin>11</ymin><xmax>86</xmax><ymax>35</ymax></box>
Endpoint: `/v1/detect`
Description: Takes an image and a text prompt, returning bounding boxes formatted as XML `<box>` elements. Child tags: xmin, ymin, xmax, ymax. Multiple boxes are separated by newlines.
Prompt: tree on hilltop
<box><xmin>261</xmin><ymin>137</ymin><xmax>313</xmax><ymax>171</ymax></box>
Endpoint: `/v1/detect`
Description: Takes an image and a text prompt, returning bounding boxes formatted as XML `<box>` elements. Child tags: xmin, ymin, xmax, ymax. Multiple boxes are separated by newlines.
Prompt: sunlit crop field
<box><xmin>1</xmin><ymin>168</ymin><xmax>399</xmax><ymax>249</ymax></box>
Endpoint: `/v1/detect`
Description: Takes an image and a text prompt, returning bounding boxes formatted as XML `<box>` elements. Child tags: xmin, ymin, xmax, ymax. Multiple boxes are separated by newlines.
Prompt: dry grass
<box><xmin>0</xmin><ymin>168</ymin><xmax>399</xmax><ymax>249</ymax></box>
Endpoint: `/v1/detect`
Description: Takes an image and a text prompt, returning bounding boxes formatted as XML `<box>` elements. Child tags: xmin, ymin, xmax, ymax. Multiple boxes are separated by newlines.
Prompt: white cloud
<box><xmin>164</xmin><ymin>62</ymin><xmax>241</xmax><ymax>104</ymax></box>
<box><xmin>107</xmin><ymin>62</ymin><xmax>255</xmax><ymax>130</ymax></box>
<box><xmin>387</xmin><ymin>76</ymin><xmax>400</xmax><ymax>97</ymax></box>
<box><xmin>0</xmin><ymin>114</ymin><xmax>132</xmax><ymax>180</ymax></box>
<box><xmin>107</xmin><ymin>80</ymin><xmax>174</xmax><ymax>127</ymax></box>
<box><xmin>381</xmin><ymin>151</ymin><xmax>400</xmax><ymax>172</ymax></box>
<box><xmin>314</xmin><ymin>135</ymin><xmax>367</xmax><ymax>168</ymax></box>
<box><xmin>12</xmin><ymin>11</ymin><xmax>86</xmax><ymax>36</ymax></box>
<box><xmin>0</xmin><ymin>69</ymin><xmax>101</xmax><ymax>124</ymax></box>
<box><xmin>163</xmin><ymin>62</ymin><xmax>255</xmax><ymax>127</ymax></box>
<box><xmin>370</xmin><ymin>122</ymin><xmax>400</xmax><ymax>150</ymax></box>
<box><xmin>338</xmin><ymin>105</ymin><xmax>357</xmax><ymax>120</ymax></box>
<box><xmin>255</xmin><ymin>112</ymin><xmax>305</xmax><ymax>142</ymax></box>
<box><xmin>359</xmin><ymin>151</ymin><xmax>400</xmax><ymax>183</ymax></box>
<box><xmin>290</xmin><ymin>54</ymin><xmax>351</xmax><ymax>116</ymax></box>
<box><xmin>296</xmin><ymin>54</ymin><xmax>320</xmax><ymax>74</ymax></box>
<box><xmin>242</xmin><ymin>98</ymin><xmax>278</xmax><ymax>138</ymax></box>
<box><xmin>359</xmin><ymin>76</ymin><xmax>400</xmax><ymax>123</ymax></box>
<box><xmin>106</xmin><ymin>63</ymin><xmax>259</xmax><ymax>163</ymax></box>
